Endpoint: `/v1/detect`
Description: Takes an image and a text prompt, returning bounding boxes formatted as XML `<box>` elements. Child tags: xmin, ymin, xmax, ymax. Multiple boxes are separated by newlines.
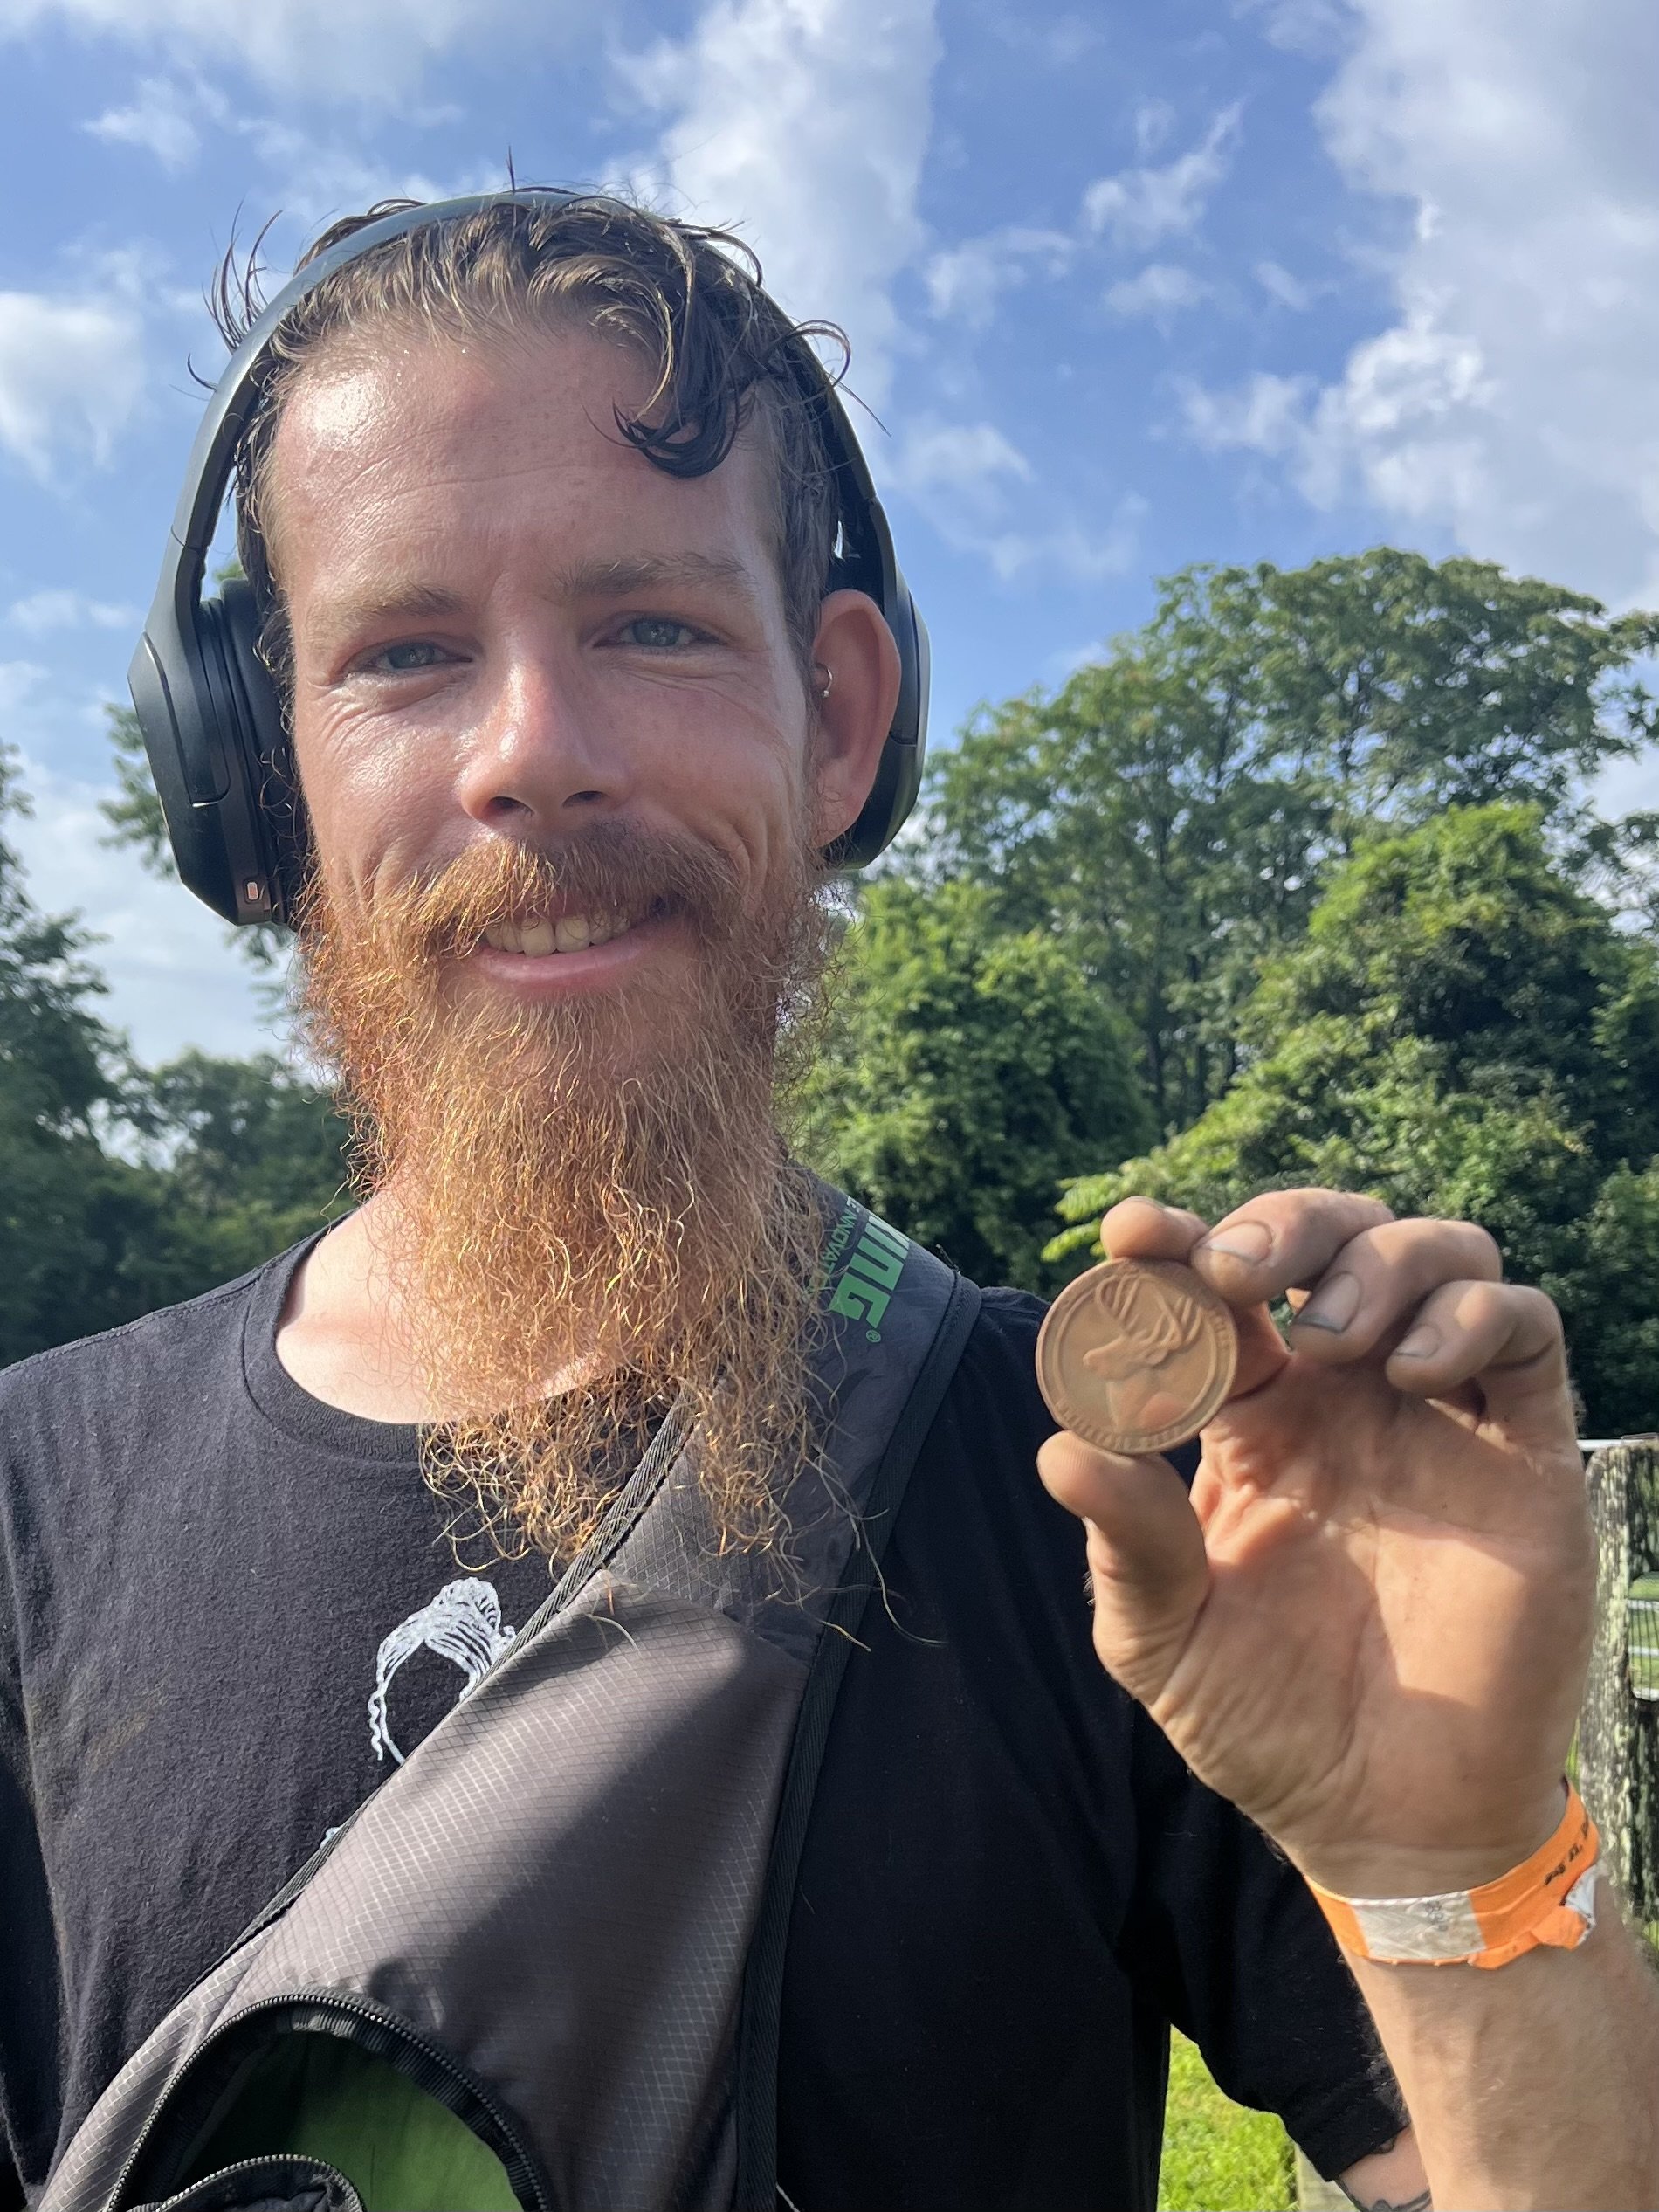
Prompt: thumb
<box><xmin>1037</xmin><ymin>1431</ymin><xmax>1210</xmax><ymax>1707</ymax></box>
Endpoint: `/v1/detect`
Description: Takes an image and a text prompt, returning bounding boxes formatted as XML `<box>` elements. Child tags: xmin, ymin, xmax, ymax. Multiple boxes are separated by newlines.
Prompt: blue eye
<box><xmin>620</xmin><ymin>617</ymin><xmax>697</xmax><ymax>649</ymax></box>
<box><xmin>375</xmin><ymin>641</ymin><xmax>452</xmax><ymax>672</ymax></box>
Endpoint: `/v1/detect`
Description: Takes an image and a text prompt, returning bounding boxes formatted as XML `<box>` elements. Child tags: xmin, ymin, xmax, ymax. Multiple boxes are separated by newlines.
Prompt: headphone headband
<box><xmin>130</xmin><ymin>189</ymin><xmax>929</xmax><ymax>927</ymax></box>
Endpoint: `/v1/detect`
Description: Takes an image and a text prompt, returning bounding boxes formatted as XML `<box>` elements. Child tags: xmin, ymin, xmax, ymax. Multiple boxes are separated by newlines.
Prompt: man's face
<box><xmin>270</xmin><ymin>319</ymin><xmax>889</xmax><ymax>1073</ymax></box>
<box><xmin>262</xmin><ymin>320</ymin><xmax>898</xmax><ymax>1560</ymax></box>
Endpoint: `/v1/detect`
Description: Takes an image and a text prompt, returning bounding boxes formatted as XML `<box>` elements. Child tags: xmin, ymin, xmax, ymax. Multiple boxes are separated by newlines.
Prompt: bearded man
<box><xmin>3</xmin><ymin>192</ymin><xmax>1656</xmax><ymax>2212</ymax></box>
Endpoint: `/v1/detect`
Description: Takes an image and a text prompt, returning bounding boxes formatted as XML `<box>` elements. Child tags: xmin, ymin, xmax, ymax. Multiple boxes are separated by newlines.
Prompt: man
<box><xmin>1</xmin><ymin>190</ymin><xmax>1654</xmax><ymax>2211</ymax></box>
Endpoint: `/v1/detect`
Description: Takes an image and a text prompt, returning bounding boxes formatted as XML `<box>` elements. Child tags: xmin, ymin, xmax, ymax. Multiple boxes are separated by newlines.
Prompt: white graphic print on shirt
<box><xmin>368</xmin><ymin>1576</ymin><xmax>520</xmax><ymax>1767</ymax></box>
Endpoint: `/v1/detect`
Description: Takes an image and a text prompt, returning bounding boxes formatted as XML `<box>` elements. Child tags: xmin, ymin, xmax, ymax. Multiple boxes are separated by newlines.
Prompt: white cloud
<box><xmin>0</xmin><ymin>0</ymin><xmax>551</xmax><ymax>99</ymax></box>
<box><xmin>986</xmin><ymin>6</ymin><xmax>1101</xmax><ymax>69</ymax></box>
<box><xmin>976</xmin><ymin>502</ymin><xmax>1146</xmax><ymax>585</ymax></box>
<box><xmin>231</xmin><ymin>129</ymin><xmax>504</xmax><ymax>233</ymax></box>
<box><xmin>0</xmin><ymin>660</ymin><xmax>48</xmax><ymax>713</ymax></box>
<box><xmin>1238</xmin><ymin>0</ymin><xmax>1350</xmax><ymax>56</ymax></box>
<box><xmin>1255</xmin><ymin>258</ymin><xmax>1317</xmax><ymax>310</ymax></box>
<box><xmin>925</xmin><ymin>226</ymin><xmax>1074</xmax><ymax>330</ymax></box>
<box><xmin>0</xmin><ymin>291</ymin><xmax>145</xmax><ymax>478</ymax></box>
<box><xmin>1185</xmin><ymin>307</ymin><xmax>1496</xmax><ymax>515</ymax></box>
<box><xmin>1105</xmin><ymin>263</ymin><xmax>1210</xmax><ymax>322</ymax></box>
<box><xmin>1211</xmin><ymin>0</ymin><xmax>1659</xmax><ymax>608</ymax></box>
<box><xmin>1183</xmin><ymin>369</ymin><xmax>1316</xmax><ymax>458</ymax></box>
<box><xmin>1083</xmin><ymin>106</ymin><xmax>1242</xmax><ymax>251</ymax></box>
<box><xmin>622</xmin><ymin>0</ymin><xmax>940</xmax><ymax>410</ymax></box>
<box><xmin>899</xmin><ymin>420</ymin><xmax>1034</xmax><ymax>500</ymax></box>
<box><xmin>894</xmin><ymin>417</ymin><xmax>1140</xmax><ymax>582</ymax></box>
<box><xmin>7</xmin><ymin>589</ymin><xmax>136</xmax><ymax>633</ymax></box>
<box><xmin>926</xmin><ymin>114</ymin><xmax>1234</xmax><ymax>337</ymax></box>
<box><xmin>84</xmin><ymin>73</ymin><xmax>212</xmax><ymax>169</ymax></box>
<box><xmin>1134</xmin><ymin>100</ymin><xmax>1177</xmax><ymax>158</ymax></box>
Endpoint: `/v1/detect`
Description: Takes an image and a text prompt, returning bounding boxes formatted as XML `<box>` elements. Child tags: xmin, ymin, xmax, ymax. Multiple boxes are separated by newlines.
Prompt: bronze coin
<box><xmin>1036</xmin><ymin>1258</ymin><xmax>1238</xmax><ymax>1455</ymax></box>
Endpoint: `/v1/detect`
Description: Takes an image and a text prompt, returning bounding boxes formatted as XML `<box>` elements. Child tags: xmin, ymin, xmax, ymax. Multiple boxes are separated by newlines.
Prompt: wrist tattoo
<box><xmin>1339</xmin><ymin>2187</ymin><xmax>1431</xmax><ymax>2212</ymax></box>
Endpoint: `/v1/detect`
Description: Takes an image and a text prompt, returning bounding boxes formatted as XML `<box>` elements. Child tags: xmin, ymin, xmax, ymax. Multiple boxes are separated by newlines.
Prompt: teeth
<box><xmin>480</xmin><ymin>913</ymin><xmax>632</xmax><ymax>956</ymax></box>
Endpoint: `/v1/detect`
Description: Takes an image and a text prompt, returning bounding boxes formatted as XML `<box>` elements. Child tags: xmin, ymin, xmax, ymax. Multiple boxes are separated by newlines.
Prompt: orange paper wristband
<box><xmin>1307</xmin><ymin>1783</ymin><xmax>1600</xmax><ymax>1970</ymax></box>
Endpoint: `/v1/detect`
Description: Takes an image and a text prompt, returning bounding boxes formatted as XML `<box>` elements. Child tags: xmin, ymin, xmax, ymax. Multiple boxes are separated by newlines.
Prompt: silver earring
<box><xmin>813</xmin><ymin>663</ymin><xmax>835</xmax><ymax>701</ymax></box>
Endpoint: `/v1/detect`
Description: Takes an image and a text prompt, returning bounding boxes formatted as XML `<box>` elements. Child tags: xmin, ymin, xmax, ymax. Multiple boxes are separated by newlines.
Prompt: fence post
<box><xmin>1577</xmin><ymin>1440</ymin><xmax>1659</xmax><ymax>1923</ymax></box>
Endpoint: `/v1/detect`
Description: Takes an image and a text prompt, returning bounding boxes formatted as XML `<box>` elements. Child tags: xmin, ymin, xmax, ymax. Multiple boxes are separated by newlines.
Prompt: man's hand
<box><xmin>1036</xmin><ymin>1188</ymin><xmax>1594</xmax><ymax>1900</ymax></box>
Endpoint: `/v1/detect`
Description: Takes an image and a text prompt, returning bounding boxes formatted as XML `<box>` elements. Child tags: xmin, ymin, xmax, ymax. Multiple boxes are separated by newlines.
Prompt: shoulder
<box><xmin>891</xmin><ymin>1279</ymin><xmax>1092</xmax><ymax>1668</ymax></box>
<box><xmin>940</xmin><ymin>1282</ymin><xmax>1053</xmax><ymax>1435</ymax></box>
<box><xmin>906</xmin><ymin>1280</ymin><xmax>1063</xmax><ymax>1543</ymax></box>
<box><xmin>893</xmin><ymin>1273</ymin><xmax>1195</xmax><ymax>1701</ymax></box>
<box><xmin>0</xmin><ymin>1251</ymin><xmax>292</xmax><ymax>1449</ymax></box>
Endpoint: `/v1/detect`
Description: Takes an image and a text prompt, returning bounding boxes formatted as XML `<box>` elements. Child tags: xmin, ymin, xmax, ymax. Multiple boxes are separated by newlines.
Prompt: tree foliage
<box><xmin>0</xmin><ymin>750</ymin><xmax>148</xmax><ymax>1361</ymax></box>
<box><xmin>123</xmin><ymin>1051</ymin><xmax>354</xmax><ymax>1299</ymax></box>
<box><xmin>1050</xmin><ymin>805</ymin><xmax>1659</xmax><ymax>1433</ymax></box>
<box><xmin>797</xmin><ymin>879</ymin><xmax>1153</xmax><ymax>1289</ymax></box>
<box><xmin>0</xmin><ymin>747</ymin><xmax>348</xmax><ymax>1365</ymax></box>
<box><xmin>917</xmin><ymin>549</ymin><xmax>1659</xmax><ymax>1130</ymax></box>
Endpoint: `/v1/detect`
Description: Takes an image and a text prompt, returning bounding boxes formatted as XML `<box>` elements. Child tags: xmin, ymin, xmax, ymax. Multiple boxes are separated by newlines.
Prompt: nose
<box><xmin>453</xmin><ymin>650</ymin><xmax>630</xmax><ymax>832</ymax></box>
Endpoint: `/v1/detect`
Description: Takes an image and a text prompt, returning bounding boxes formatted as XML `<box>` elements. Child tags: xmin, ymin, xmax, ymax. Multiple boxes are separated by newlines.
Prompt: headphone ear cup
<box><xmin>217</xmin><ymin>580</ymin><xmax>308</xmax><ymax>922</ymax></box>
<box><xmin>825</xmin><ymin>581</ymin><xmax>929</xmax><ymax>872</ymax></box>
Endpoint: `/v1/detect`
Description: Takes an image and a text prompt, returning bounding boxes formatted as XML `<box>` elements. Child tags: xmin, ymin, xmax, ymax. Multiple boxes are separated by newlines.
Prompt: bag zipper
<box><xmin>106</xmin><ymin>1990</ymin><xmax>554</xmax><ymax>2212</ymax></box>
<box><xmin>133</xmin><ymin>2152</ymin><xmax>361</xmax><ymax>2212</ymax></box>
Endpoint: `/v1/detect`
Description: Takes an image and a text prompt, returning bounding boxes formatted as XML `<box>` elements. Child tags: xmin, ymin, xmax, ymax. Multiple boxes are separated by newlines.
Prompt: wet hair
<box><xmin>209</xmin><ymin>191</ymin><xmax>852</xmax><ymax>698</ymax></box>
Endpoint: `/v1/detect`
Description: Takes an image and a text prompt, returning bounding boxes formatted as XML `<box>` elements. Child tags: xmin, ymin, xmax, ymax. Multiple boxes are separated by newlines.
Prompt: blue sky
<box><xmin>2</xmin><ymin>0</ymin><xmax>1657</xmax><ymax>1063</ymax></box>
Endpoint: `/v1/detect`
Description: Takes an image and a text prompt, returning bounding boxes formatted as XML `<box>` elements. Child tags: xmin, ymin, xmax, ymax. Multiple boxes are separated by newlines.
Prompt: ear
<box><xmin>806</xmin><ymin>589</ymin><xmax>904</xmax><ymax>849</ymax></box>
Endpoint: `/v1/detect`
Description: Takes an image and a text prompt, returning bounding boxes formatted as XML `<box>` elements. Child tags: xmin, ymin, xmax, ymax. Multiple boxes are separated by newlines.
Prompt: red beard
<box><xmin>297</xmin><ymin>820</ymin><xmax>831</xmax><ymax>1562</ymax></box>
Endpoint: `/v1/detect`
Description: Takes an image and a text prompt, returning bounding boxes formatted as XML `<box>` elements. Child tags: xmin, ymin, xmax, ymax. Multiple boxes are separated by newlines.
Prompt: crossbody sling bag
<box><xmin>42</xmin><ymin>1195</ymin><xmax>981</xmax><ymax>2212</ymax></box>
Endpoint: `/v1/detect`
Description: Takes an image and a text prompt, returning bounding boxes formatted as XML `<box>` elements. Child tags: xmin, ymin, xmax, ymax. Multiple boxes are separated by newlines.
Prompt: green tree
<box><xmin>0</xmin><ymin>749</ymin><xmax>170</xmax><ymax>1361</ymax></box>
<box><xmin>124</xmin><ymin>1050</ymin><xmax>354</xmax><ymax>1297</ymax></box>
<box><xmin>796</xmin><ymin>879</ymin><xmax>1153</xmax><ymax>1288</ymax></box>
<box><xmin>0</xmin><ymin>740</ymin><xmax>349</xmax><ymax>1363</ymax></box>
<box><xmin>1050</xmin><ymin>805</ymin><xmax>1659</xmax><ymax>1434</ymax></box>
<box><xmin>918</xmin><ymin>550</ymin><xmax>1659</xmax><ymax>1131</ymax></box>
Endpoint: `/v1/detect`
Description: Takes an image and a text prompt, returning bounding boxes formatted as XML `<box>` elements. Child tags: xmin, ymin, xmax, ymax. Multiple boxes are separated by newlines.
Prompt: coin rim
<box><xmin>1036</xmin><ymin>1258</ymin><xmax>1239</xmax><ymax>1455</ymax></box>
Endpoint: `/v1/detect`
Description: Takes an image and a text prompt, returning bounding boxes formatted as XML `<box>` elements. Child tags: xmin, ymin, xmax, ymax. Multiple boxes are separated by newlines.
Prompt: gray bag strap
<box><xmin>733</xmin><ymin>1268</ymin><xmax>983</xmax><ymax>2211</ymax></box>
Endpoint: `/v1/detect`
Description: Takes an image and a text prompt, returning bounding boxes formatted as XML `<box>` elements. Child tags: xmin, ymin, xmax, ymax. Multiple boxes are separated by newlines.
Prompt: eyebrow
<box><xmin>559</xmin><ymin>552</ymin><xmax>761</xmax><ymax>603</ymax></box>
<box><xmin>315</xmin><ymin>551</ymin><xmax>762</xmax><ymax>646</ymax></box>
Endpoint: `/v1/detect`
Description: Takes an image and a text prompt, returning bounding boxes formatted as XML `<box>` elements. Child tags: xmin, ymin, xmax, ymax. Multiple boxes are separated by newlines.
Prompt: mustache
<box><xmin>308</xmin><ymin>823</ymin><xmax>748</xmax><ymax>958</ymax></box>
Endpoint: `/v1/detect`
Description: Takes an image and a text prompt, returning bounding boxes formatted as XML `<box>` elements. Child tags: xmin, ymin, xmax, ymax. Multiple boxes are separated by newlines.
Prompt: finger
<box><xmin>1037</xmin><ymin>1429</ymin><xmax>1208</xmax><ymax>1706</ymax></box>
<box><xmin>1385</xmin><ymin>1279</ymin><xmax>1576</xmax><ymax>1457</ymax></box>
<box><xmin>1285</xmin><ymin>1216</ymin><xmax>1503</xmax><ymax>1365</ymax></box>
<box><xmin>1098</xmin><ymin>1196</ymin><xmax>1287</xmax><ymax>1396</ymax></box>
<box><xmin>1191</xmin><ymin>1188</ymin><xmax>1395</xmax><ymax>1312</ymax></box>
<box><xmin>1099</xmin><ymin>1196</ymin><xmax>1211</xmax><ymax>1264</ymax></box>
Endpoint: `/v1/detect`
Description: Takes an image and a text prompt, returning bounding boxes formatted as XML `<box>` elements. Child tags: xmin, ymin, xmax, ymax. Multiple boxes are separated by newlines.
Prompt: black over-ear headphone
<box><xmin>128</xmin><ymin>190</ymin><xmax>931</xmax><ymax>928</ymax></box>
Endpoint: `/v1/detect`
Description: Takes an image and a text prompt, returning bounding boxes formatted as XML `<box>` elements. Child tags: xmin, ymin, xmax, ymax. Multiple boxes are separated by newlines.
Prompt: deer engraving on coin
<box><xmin>1036</xmin><ymin>1258</ymin><xmax>1238</xmax><ymax>1455</ymax></box>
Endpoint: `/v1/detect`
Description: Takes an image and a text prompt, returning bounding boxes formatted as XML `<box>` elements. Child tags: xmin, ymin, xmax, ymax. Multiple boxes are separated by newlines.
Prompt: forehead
<box><xmin>264</xmin><ymin>321</ymin><xmax>779</xmax><ymax>600</ymax></box>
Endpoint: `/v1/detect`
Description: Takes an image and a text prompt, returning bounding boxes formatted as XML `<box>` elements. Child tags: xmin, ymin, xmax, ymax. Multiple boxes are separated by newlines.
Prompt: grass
<box><xmin>1158</xmin><ymin>2032</ymin><xmax>1296</xmax><ymax>2212</ymax></box>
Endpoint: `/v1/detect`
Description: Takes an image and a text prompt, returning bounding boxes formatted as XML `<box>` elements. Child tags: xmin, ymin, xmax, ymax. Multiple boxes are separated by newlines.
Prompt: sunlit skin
<box><xmin>269</xmin><ymin>323</ymin><xmax>897</xmax><ymax>1416</ymax></box>
<box><xmin>274</xmin><ymin>323</ymin><xmax>896</xmax><ymax>1029</ymax></box>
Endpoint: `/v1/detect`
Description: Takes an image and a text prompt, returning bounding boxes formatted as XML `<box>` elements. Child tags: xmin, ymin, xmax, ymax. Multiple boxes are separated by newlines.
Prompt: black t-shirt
<box><xmin>0</xmin><ymin>1240</ymin><xmax>1403</xmax><ymax>2211</ymax></box>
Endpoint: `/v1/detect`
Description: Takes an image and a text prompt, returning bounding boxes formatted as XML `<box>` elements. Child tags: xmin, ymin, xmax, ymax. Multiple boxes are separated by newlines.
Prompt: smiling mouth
<box><xmin>478</xmin><ymin>908</ymin><xmax>644</xmax><ymax>956</ymax></box>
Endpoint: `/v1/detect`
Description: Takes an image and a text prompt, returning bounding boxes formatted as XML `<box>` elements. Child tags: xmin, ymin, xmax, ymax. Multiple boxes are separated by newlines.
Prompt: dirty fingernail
<box><xmin>1393</xmin><ymin>1323</ymin><xmax>1441</xmax><ymax>1360</ymax></box>
<box><xmin>1296</xmin><ymin>1271</ymin><xmax>1362</xmax><ymax>1333</ymax></box>
<box><xmin>1199</xmin><ymin>1221</ymin><xmax>1272</xmax><ymax>1263</ymax></box>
